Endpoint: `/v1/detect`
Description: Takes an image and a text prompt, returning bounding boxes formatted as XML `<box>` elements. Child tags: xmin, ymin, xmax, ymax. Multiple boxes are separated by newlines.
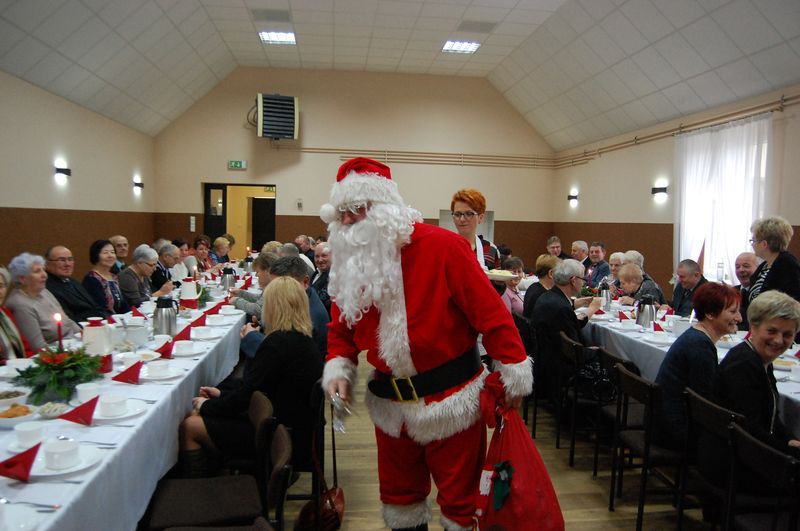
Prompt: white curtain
<box><xmin>675</xmin><ymin>113</ymin><xmax>772</xmax><ymax>283</ymax></box>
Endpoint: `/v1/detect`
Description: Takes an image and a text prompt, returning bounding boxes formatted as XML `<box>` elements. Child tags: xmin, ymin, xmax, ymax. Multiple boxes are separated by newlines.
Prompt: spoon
<box><xmin>0</xmin><ymin>497</ymin><xmax>61</xmax><ymax>510</ymax></box>
<box><xmin>56</xmin><ymin>435</ymin><xmax>116</xmax><ymax>446</ymax></box>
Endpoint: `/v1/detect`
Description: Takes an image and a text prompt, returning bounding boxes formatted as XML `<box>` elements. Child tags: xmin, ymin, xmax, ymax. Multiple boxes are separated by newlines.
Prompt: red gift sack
<box><xmin>475</xmin><ymin>373</ymin><xmax>564</xmax><ymax>531</ymax></box>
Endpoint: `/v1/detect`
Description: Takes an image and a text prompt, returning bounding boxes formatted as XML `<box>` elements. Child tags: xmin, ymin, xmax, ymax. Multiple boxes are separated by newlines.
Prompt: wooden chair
<box><xmin>608</xmin><ymin>363</ymin><xmax>683</xmax><ymax>531</ymax></box>
<box><xmin>145</xmin><ymin>393</ymin><xmax>284</xmax><ymax>531</ymax></box>
<box><xmin>558</xmin><ymin>331</ymin><xmax>598</xmax><ymax>467</ymax></box>
<box><xmin>592</xmin><ymin>347</ymin><xmax>643</xmax><ymax>478</ymax></box>
<box><xmin>286</xmin><ymin>383</ymin><xmax>326</xmax><ymax>503</ymax></box>
<box><xmin>511</xmin><ymin>312</ymin><xmax>536</xmax><ymax>425</ymax></box>
<box><xmin>728</xmin><ymin>424</ymin><xmax>800</xmax><ymax>531</ymax></box>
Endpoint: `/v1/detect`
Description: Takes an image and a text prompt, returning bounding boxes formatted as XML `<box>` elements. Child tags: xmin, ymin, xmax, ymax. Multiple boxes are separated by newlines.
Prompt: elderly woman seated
<box><xmin>177</xmin><ymin>277</ymin><xmax>323</xmax><ymax>477</ymax></box>
<box><xmin>208</xmin><ymin>237</ymin><xmax>230</xmax><ymax>265</ymax></box>
<box><xmin>617</xmin><ymin>263</ymin><xmax>666</xmax><ymax>306</ymax></box>
<box><xmin>654</xmin><ymin>282</ymin><xmax>741</xmax><ymax>450</ymax></box>
<box><xmin>500</xmin><ymin>256</ymin><xmax>525</xmax><ymax>314</ymax></box>
<box><xmin>0</xmin><ymin>266</ymin><xmax>33</xmax><ymax>361</ymax></box>
<box><xmin>748</xmin><ymin>216</ymin><xmax>800</xmax><ymax>303</ymax></box>
<box><xmin>698</xmin><ymin>290</ymin><xmax>800</xmax><ymax>492</ymax></box>
<box><xmin>4</xmin><ymin>253</ymin><xmax>81</xmax><ymax>351</ymax></box>
<box><xmin>83</xmin><ymin>239</ymin><xmax>131</xmax><ymax>315</ymax></box>
<box><xmin>118</xmin><ymin>244</ymin><xmax>174</xmax><ymax>308</ymax></box>
<box><xmin>229</xmin><ymin>252</ymin><xmax>278</xmax><ymax>317</ymax></box>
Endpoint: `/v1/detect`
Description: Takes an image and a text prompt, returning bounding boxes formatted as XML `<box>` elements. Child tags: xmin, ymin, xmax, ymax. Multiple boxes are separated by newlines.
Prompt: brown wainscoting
<box><xmin>0</xmin><ymin>207</ymin><xmax>156</xmax><ymax>278</ymax></box>
<box><xmin>154</xmin><ymin>213</ymin><xmax>204</xmax><ymax>247</ymax></box>
<box><xmin>275</xmin><ymin>215</ymin><xmax>329</xmax><ymax>245</ymax></box>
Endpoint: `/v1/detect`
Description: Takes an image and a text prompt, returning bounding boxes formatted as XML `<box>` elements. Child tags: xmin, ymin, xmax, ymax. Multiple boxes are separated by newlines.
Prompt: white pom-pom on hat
<box><xmin>320</xmin><ymin>203</ymin><xmax>338</xmax><ymax>224</ymax></box>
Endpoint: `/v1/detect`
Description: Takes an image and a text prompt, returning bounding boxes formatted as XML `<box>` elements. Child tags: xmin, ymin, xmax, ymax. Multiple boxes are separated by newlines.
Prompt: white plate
<box><xmin>608</xmin><ymin>323</ymin><xmax>643</xmax><ymax>332</ymax></box>
<box><xmin>140</xmin><ymin>368</ymin><xmax>183</xmax><ymax>381</ymax></box>
<box><xmin>170</xmin><ymin>342</ymin><xmax>206</xmax><ymax>357</ymax></box>
<box><xmin>30</xmin><ymin>445</ymin><xmax>103</xmax><ymax>477</ymax></box>
<box><xmin>0</xmin><ymin>406</ymin><xmax>39</xmax><ymax>429</ymax></box>
<box><xmin>191</xmin><ymin>328</ymin><xmax>224</xmax><ymax>340</ymax></box>
<box><xmin>0</xmin><ymin>389</ymin><xmax>30</xmax><ymax>408</ymax></box>
<box><xmin>0</xmin><ymin>504</ymin><xmax>43</xmax><ymax>530</ymax></box>
<box><xmin>205</xmin><ymin>320</ymin><xmax>229</xmax><ymax>328</ymax></box>
<box><xmin>716</xmin><ymin>336</ymin><xmax>744</xmax><ymax>349</ymax></box>
<box><xmin>644</xmin><ymin>334</ymin><xmax>676</xmax><ymax>346</ymax></box>
<box><xmin>7</xmin><ymin>440</ymin><xmax>43</xmax><ymax>453</ymax></box>
<box><xmin>220</xmin><ymin>309</ymin><xmax>245</xmax><ymax>317</ymax></box>
<box><xmin>0</xmin><ymin>366</ymin><xmax>21</xmax><ymax>379</ymax></box>
<box><xmin>67</xmin><ymin>399</ymin><xmax>147</xmax><ymax>420</ymax></box>
<box><xmin>590</xmin><ymin>313</ymin><xmax>615</xmax><ymax>321</ymax></box>
<box><xmin>113</xmin><ymin>352</ymin><xmax>161</xmax><ymax>363</ymax></box>
<box><xmin>773</xmin><ymin>359</ymin><xmax>797</xmax><ymax>372</ymax></box>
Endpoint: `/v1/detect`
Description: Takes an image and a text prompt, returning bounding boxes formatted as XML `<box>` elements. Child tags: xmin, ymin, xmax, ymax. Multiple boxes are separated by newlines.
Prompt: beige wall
<box><xmin>552</xmin><ymin>83</ymin><xmax>800</xmax><ymax>225</ymax></box>
<box><xmin>154</xmin><ymin>67</ymin><xmax>555</xmax><ymax>222</ymax></box>
<box><xmin>0</xmin><ymin>70</ymin><xmax>155</xmax><ymax>212</ymax></box>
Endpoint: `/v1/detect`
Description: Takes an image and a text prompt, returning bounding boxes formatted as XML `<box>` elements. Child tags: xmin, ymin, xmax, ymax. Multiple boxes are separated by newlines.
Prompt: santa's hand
<box><xmin>327</xmin><ymin>378</ymin><xmax>351</xmax><ymax>404</ymax></box>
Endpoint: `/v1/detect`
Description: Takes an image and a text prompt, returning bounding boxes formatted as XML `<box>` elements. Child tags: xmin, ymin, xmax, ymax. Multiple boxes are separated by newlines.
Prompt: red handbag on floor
<box><xmin>475</xmin><ymin>373</ymin><xmax>565</xmax><ymax>531</ymax></box>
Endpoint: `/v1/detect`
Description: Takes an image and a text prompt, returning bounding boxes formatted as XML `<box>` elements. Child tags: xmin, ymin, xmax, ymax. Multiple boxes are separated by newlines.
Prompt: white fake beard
<box><xmin>327</xmin><ymin>203</ymin><xmax>421</xmax><ymax>327</ymax></box>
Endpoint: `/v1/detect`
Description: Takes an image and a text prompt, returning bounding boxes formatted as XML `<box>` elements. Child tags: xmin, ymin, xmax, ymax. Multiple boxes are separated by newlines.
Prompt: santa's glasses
<box><xmin>337</xmin><ymin>201</ymin><xmax>369</xmax><ymax>217</ymax></box>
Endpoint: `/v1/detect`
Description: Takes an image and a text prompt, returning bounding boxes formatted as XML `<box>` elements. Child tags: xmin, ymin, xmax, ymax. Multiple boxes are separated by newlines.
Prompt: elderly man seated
<box><xmin>277</xmin><ymin>242</ymin><xmax>314</xmax><ymax>276</ymax></box>
<box><xmin>617</xmin><ymin>263</ymin><xmax>666</xmax><ymax>306</ymax></box>
<box><xmin>45</xmin><ymin>245</ymin><xmax>110</xmax><ymax>322</ymax></box>
<box><xmin>294</xmin><ymin>234</ymin><xmax>315</xmax><ymax>262</ymax></box>
<box><xmin>666</xmin><ymin>259</ymin><xmax>708</xmax><ymax>317</ymax></box>
<box><xmin>6</xmin><ymin>253</ymin><xmax>81</xmax><ymax>351</ymax></box>
<box><xmin>310</xmin><ymin>242</ymin><xmax>331</xmax><ymax>315</ymax></box>
<box><xmin>735</xmin><ymin>251</ymin><xmax>760</xmax><ymax>329</ymax></box>
<box><xmin>151</xmin><ymin>243</ymin><xmax>181</xmax><ymax>291</ymax></box>
<box><xmin>571</xmin><ymin>240</ymin><xmax>591</xmax><ymax>270</ymax></box>
<box><xmin>109</xmin><ymin>235</ymin><xmax>129</xmax><ymax>274</ymax></box>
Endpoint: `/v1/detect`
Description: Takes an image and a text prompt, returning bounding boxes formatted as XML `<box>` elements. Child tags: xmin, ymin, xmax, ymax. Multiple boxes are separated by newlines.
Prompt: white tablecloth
<box><xmin>0</xmin><ymin>310</ymin><xmax>244</xmax><ymax>531</ymax></box>
<box><xmin>582</xmin><ymin>319</ymin><xmax>800</xmax><ymax>438</ymax></box>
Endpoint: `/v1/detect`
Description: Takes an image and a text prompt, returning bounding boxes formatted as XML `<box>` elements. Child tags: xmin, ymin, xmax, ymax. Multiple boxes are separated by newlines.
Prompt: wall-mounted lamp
<box><xmin>133</xmin><ymin>174</ymin><xmax>143</xmax><ymax>196</ymax></box>
<box><xmin>567</xmin><ymin>193</ymin><xmax>579</xmax><ymax>208</ymax></box>
<box><xmin>54</xmin><ymin>158</ymin><xmax>70</xmax><ymax>186</ymax></box>
<box><xmin>651</xmin><ymin>186</ymin><xmax>668</xmax><ymax>204</ymax></box>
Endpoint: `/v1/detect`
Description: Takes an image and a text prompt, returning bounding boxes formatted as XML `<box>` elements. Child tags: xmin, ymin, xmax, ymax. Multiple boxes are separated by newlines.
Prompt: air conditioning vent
<box><xmin>256</xmin><ymin>94</ymin><xmax>298</xmax><ymax>140</ymax></box>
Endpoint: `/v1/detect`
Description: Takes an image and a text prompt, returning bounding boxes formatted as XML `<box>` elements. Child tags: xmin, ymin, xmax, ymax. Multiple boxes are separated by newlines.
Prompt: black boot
<box><xmin>178</xmin><ymin>449</ymin><xmax>209</xmax><ymax>478</ymax></box>
<box><xmin>392</xmin><ymin>526</ymin><xmax>428</xmax><ymax>531</ymax></box>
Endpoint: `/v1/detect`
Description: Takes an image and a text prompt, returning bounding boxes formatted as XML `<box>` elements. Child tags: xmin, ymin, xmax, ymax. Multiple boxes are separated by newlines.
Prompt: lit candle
<box><xmin>54</xmin><ymin>313</ymin><xmax>63</xmax><ymax>351</ymax></box>
<box><xmin>192</xmin><ymin>265</ymin><xmax>198</xmax><ymax>280</ymax></box>
<box><xmin>246</xmin><ymin>246</ymin><xmax>250</xmax><ymax>254</ymax></box>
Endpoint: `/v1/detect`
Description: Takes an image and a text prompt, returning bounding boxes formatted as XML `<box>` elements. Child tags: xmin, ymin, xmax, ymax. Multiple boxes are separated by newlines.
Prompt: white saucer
<box><xmin>140</xmin><ymin>368</ymin><xmax>183</xmax><ymax>381</ymax></box>
<box><xmin>608</xmin><ymin>322</ymin><xmax>643</xmax><ymax>332</ymax></box>
<box><xmin>0</xmin><ymin>503</ymin><xmax>42</xmax><ymax>529</ymax></box>
<box><xmin>6</xmin><ymin>440</ymin><xmax>42</xmax><ymax>453</ymax></box>
<box><xmin>191</xmin><ymin>328</ymin><xmax>224</xmax><ymax>340</ymax></box>
<box><xmin>590</xmin><ymin>313</ymin><xmax>614</xmax><ymax>321</ymax></box>
<box><xmin>644</xmin><ymin>334</ymin><xmax>676</xmax><ymax>346</ymax></box>
<box><xmin>170</xmin><ymin>342</ymin><xmax>207</xmax><ymax>357</ymax></box>
<box><xmin>30</xmin><ymin>446</ymin><xmax>103</xmax><ymax>477</ymax></box>
<box><xmin>220</xmin><ymin>309</ymin><xmax>245</xmax><ymax>317</ymax></box>
<box><xmin>206</xmin><ymin>320</ymin><xmax>229</xmax><ymax>328</ymax></box>
<box><xmin>67</xmin><ymin>399</ymin><xmax>147</xmax><ymax>420</ymax></box>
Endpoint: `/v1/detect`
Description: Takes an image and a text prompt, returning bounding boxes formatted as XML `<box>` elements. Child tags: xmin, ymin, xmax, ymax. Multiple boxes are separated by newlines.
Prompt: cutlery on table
<box><xmin>57</xmin><ymin>435</ymin><xmax>116</xmax><ymax>447</ymax></box>
<box><xmin>0</xmin><ymin>497</ymin><xmax>61</xmax><ymax>510</ymax></box>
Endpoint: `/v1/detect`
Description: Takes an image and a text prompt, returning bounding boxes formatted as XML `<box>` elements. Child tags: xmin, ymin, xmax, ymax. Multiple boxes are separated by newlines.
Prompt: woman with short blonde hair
<box><xmin>261</xmin><ymin>276</ymin><xmax>312</xmax><ymax>336</ymax></box>
<box><xmin>749</xmin><ymin>216</ymin><xmax>800</xmax><ymax>304</ymax></box>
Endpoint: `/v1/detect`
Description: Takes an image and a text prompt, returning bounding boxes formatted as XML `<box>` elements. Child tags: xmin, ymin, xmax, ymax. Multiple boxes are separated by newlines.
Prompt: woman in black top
<box><xmin>178</xmin><ymin>276</ymin><xmax>323</xmax><ymax>476</ymax></box>
<box><xmin>748</xmin><ymin>216</ymin><xmax>800</xmax><ymax>304</ymax></box>
<box><xmin>703</xmin><ymin>290</ymin><xmax>800</xmax><ymax>491</ymax></box>
<box><xmin>522</xmin><ymin>254</ymin><xmax>558</xmax><ymax>319</ymax></box>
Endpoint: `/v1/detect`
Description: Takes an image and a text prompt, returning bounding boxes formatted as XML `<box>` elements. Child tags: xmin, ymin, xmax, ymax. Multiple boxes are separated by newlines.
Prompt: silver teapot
<box><xmin>153</xmin><ymin>296</ymin><xmax>178</xmax><ymax>336</ymax></box>
<box><xmin>635</xmin><ymin>294</ymin><xmax>657</xmax><ymax>329</ymax></box>
<box><xmin>598</xmin><ymin>278</ymin><xmax>612</xmax><ymax>311</ymax></box>
<box><xmin>220</xmin><ymin>267</ymin><xmax>236</xmax><ymax>291</ymax></box>
<box><xmin>243</xmin><ymin>256</ymin><xmax>254</xmax><ymax>274</ymax></box>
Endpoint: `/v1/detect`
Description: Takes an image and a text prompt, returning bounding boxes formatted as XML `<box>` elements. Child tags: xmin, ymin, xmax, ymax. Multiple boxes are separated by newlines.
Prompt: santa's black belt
<box><xmin>367</xmin><ymin>346</ymin><xmax>481</xmax><ymax>402</ymax></box>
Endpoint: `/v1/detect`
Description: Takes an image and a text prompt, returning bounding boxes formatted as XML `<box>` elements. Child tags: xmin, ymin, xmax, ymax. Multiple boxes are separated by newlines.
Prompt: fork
<box><xmin>0</xmin><ymin>496</ymin><xmax>61</xmax><ymax>510</ymax></box>
<box><xmin>127</xmin><ymin>397</ymin><xmax>157</xmax><ymax>404</ymax></box>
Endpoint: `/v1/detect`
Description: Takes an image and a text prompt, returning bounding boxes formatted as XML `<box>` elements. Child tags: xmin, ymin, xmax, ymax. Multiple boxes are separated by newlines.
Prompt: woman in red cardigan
<box><xmin>0</xmin><ymin>266</ymin><xmax>33</xmax><ymax>362</ymax></box>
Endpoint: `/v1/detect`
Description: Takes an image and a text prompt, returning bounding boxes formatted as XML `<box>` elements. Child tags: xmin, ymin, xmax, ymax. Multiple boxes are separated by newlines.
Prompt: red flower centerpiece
<box><xmin>13</xmin><ymin>347</ymin><xmax>103</xmax><ymax>405</ymax></box>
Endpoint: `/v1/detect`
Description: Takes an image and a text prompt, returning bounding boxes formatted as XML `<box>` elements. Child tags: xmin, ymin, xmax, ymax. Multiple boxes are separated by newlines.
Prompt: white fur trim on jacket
<box><xmin>375</xmin><ymin>271</ymin><xmax>416</xmax><ymax>377</ymax></box>
<box><xmin>382</xmin><ymin>500</ymin><xmax>432</xmax><ymax>528</ymax></box>
<box><xmin>365</xmin><ymin>369</ymin><xmax>487</xmax><ymax>445</ymax></box>
<box><xmin>321</xmin><ymin>357</ymin><xmax>358</xmax><ymax>395</ymax></box>
<box><xmin>493</xmin><ymin>357</ymin><xmax>533</xmax><ymax>398</ymax></box>
<box><xmin>440</xmin><ymin>514</ymin><xmax>473</xmax><ymax>531</ymax></box>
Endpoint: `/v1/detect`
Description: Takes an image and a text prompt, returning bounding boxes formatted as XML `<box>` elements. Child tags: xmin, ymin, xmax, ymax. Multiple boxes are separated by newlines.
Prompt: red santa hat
<box><xmin>320</xmin><ymin>157</ymin><xmax>405</xmax><ymax>223</ymax></box>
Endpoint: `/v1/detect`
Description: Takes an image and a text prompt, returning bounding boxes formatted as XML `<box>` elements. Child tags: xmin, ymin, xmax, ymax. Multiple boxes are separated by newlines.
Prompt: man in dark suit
<box><xmin>531</xmin><ymin>259</ymin><xmax>602</xmax><ymax>399</ymax></box>
<box><xmin>571</xmin><ymin>240</ymin><xmax>592</xmax><ymax>271</ymax></box>
<box><xmin>151</xmin><ymin>244</ymin><xmax>181</xmax><ymax>291</ymax></box>
<box><xmin>588</xmin><ymin>241</ymin><xmax>611</xmax><ymax>288</ymax></box>
<box><xmin>546</xmin><ymin>236</ymin><xmax>571</xmax><ymax>260</ymax></box>
<box><xmin>310</xmin><ymin>242</ymin><xmax>331</xmax><ymax>316</ymax></box>
<box><xmin>669</xmin><ymin>259</ymin><xmax>707</xmax><ymax>317</ymax></box>
<box><xmin>45</xmin><ymin>245</ymin><xmax>110</xmax><ymax>322</ymax></box>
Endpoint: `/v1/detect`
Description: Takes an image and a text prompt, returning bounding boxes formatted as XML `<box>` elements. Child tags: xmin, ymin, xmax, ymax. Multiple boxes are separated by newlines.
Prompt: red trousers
<box><xmin>376</xmin><ymin>420</ymin><xmax>486</xmax><ymax>528</ymax></box>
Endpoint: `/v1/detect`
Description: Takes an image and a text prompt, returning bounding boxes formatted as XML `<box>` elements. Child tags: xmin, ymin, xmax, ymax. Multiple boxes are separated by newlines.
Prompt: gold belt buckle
<box><xmin>390</xmin><ymin>376</ymin><xmax>419</xmax><ymax>402</ymax></box>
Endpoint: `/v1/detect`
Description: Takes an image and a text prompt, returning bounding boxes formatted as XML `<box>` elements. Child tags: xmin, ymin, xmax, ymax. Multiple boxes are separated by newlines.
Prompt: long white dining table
<box><xmin>581</xmin><ymin>317</ymin><xmax>800</xmax><ymax>439</ymax></box>
<box><xmin>0</xmin><ymin>306</ymin><xmax>245</xmax><ymax>531</ymax></box>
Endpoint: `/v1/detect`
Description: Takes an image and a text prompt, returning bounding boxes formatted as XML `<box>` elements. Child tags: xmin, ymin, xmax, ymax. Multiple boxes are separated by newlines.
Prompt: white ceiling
<box><xmin>1</xmin><ymin>0</ymin><xmax>798</xmax><ymax>151</ymax></box>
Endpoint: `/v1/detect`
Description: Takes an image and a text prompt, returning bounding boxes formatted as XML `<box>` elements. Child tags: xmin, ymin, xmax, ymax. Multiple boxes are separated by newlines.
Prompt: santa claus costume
<box><xmin>321</xmin><ymin>158</ymin><xmax>531</xmax><ymax>531</ymax></box>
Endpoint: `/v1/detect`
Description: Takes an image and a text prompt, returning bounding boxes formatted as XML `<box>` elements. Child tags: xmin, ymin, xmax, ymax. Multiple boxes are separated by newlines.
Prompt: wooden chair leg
<box><xmin>531</xmin><ymin>388</ymin><xmax>539</xmax><ymax>439</ymax></box>
<box><xmin>635</xmin><ymin>454</ymin><xmax>649</xmax><ymax>531</ymax></box>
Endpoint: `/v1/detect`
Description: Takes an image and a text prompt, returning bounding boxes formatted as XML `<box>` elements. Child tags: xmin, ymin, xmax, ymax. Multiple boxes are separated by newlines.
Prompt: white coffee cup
<box><xmin>75</xmin><ymin>382</ymin><xmax>100</xmax><ymax>403</ymax></box>
<box><xmin>99</xmin><ymin>395</ymin><xmax>127</xmax><ymax>417</ymax></box>
<box><xmin>121</xmin><ymin>352</ymin><xmax>141</xmax><ymax>369</ymax></box>
<box><xmin>124</xmin><ymin>325</ymin><xmax>149</xmax><ymax>347</ymax></box>
<box><xmin>673</xmin><ymin>319</ymin><xmax>693</xmax><ymax>337</ymax></box>
<box><xmin>126</xmin><ymin>316</ymin><xmax>146</xmax><ymax>326</ymax></box>
<box><xmin>152</xmin><ymin>334</ymin><xmax>171</xmax><ymax>349</ymax></box>
<box><xmin>173</xmin><ymin>340</ymin><xmax>194</xmax><ymax>355</ymax></box>
<box><xmin>621</xmin><ymin>319</ymin><xmax>637</xmax><ymax>329</ymax></box>
<box><xmin>14</xmin><ymin>421</ymin><xmax>43</xmax><ymax>449</ymax></box>
<box><xmin>219</xmin><ymin>305</ymin><xmax>237</xmax><ymax>315</ymax></box>
<box><xmin>147</xmin><ymin>360</ymin><xmax>170</xmax><ymax>377</ymax></box>
<box><xmin>192</xmin><ymin>326</ymin><xmax>212</xmax><ymax>339</ymax></box>
<box><xmin>43</xmin><ymin>439</ymin><xmax>80</xmax><ymax>470</ymax></box>
<box><xmin>139</xmin><ymin>301</ymin><xmax>155</xmax><ymax>314</ymax></box>
<box><xmin>206</xmin><ymin>314</ymin><xmax>225</xmax><ymax>326</ymax></box>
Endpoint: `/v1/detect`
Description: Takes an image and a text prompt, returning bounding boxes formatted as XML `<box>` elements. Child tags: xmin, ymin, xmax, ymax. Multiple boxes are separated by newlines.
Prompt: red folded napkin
<box><xmin>665</xmin><ymin>307</ymin><xmax>675</xmax><ymax>316</ymax></box>
<box><xmin>112</xmin><ymin>361</ymin><xmax>143</xmax><ymax>384</ymax></box>
<box><xmin>222</xmin><ymin>295</ymin><xmax>230</xmax><ymax>305</ymax></box>
<box><xmin>793</xmin><ymin>350</ymin><xmax>800</xmax><ymax>359</ymax></box>
<box><xmin>0</xmin><ymin>442</ymin><xmax>41</xmax><ymax>482</ymax></box>
<box><xmin>59</xmin><ymin>395</ymin><xmax>99</xmax><ymax>426</ymax></box>
<box><xmin>131</xmin><ymin>306</ymin><xmax>148</xmax><ymax>320</ymax></box>
<box><xmin>190</xmin><ymin>314</ymin><xmax>206</xmax><ymax>327</ymax></box>
<box><xmin>618</xmin><ymin>310</ymin><xmax>629</xmax><ymax>320</ymax></box>
<box><xmin>173</xmin><ymin>326</ymin><xmax>191</xmax><ymax>342</ymax></box>
<box><xmin>106</xmin><ymin>315</ymin><xmax>116</xmax><ymax>324</ymax></box>
<box><xmin>653</xmin><ymin>322</ymin><xmax>665</xmax><ymax>332</ymax></box>
<box><xmin>595</xmin><ymin>308</ymin><xmax>605</xmax><ymax>315</ymax></box>
<box><xmin>241</xmin><ymin>277</ymin><xmax>252</xmax><ymax>289</ymax></box>
<box><xmin>204</xmin><ymin>303</ymin><xmax>220</xmax><ymax>316</ymax></box>
<box><xmin>98</xmin><ymin>354</ymin><xmax>113</xmax><ymax>374</ymax></box>
<box><xmin>744</xmin><ymin>331</ymin><xmax>751</xmax><ymax>340</ymax></box>
<box><xmin>155</xmin><ymin>340</ymin><xmax>173</xmax><ymax>359</ymax></box>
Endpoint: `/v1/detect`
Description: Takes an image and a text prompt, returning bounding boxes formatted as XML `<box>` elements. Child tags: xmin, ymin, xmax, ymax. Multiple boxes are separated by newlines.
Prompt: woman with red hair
<box><xmin>450</xmin><ymin>188</ymin><xmax>501</xmax><ymax>270</ymax></box>
<box><xmin>654</xmin><ymin>282</ymin><xmax>742</xmax><ymax>450</ymax></box>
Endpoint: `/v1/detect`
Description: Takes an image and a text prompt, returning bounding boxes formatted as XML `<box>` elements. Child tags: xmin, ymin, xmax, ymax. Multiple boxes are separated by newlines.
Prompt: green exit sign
<box><xmin>227</xmin><ymin>159</ymin><xmax>247</xmax><ymax>170</ymax></box>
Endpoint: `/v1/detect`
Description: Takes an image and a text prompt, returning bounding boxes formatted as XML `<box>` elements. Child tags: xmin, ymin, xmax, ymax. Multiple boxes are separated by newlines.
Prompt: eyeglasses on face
<box><xmin>144</xmin><ymin>262</ymin><xmax>157</xmax><ymax>268</ymax></box>
<box><xmin>451</xmin><ymin>211</ymin><xmax>478</xmax><ymax>220</ymax></box>
<box><xmin>337</xmin><ymin>201</ymin><xmax>369</xmax><ymax>216</ymax></box>
<box><xmin>48</xmin><ymin>257</ymin><xmax>75</xmax><ymax>263</ymax></box>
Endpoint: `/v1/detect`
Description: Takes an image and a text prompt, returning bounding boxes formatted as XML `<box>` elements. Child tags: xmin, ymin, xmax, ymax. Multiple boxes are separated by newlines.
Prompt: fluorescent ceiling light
<box><xmin>259</xmin><ymin>31</ymin><xmax>296</xmax><ymax>45</ymax></box>
<box><xmin>442</xmin><ymin>40</ymin><xmax>480</xmax><ymax>54</ymax></box>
